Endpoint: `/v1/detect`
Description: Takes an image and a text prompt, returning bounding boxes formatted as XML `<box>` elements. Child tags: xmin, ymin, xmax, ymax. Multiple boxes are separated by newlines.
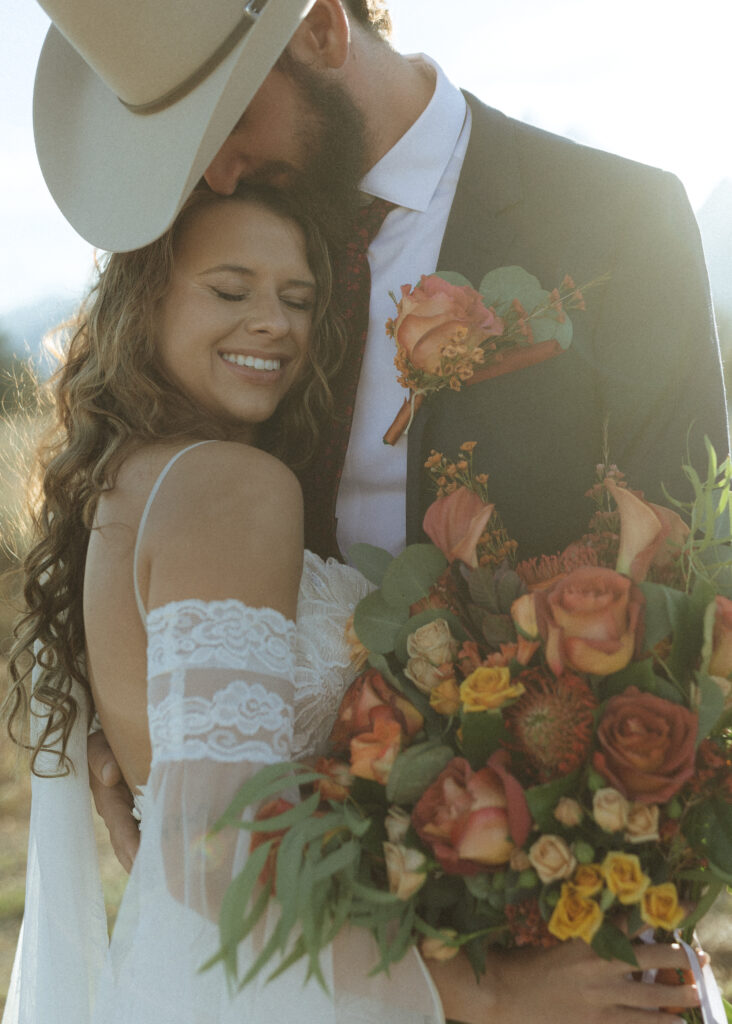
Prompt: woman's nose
<box><xmin>242</xmin><ymin>295</ymin><xmax>289</xmax><ymax>337</ymax></box>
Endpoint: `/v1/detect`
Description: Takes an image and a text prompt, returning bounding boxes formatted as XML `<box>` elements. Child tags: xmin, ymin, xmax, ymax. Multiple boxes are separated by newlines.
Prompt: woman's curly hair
<box><xmin>3</xmin><ymin>183</ymin><xmax>346</xmax><ymax>775</ymax></box>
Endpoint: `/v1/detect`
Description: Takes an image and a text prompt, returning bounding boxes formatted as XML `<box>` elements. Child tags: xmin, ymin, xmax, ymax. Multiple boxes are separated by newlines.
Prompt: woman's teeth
<box><xmin>221</xmin><ymin>353</ymin><xmax>281</xmax><ymax>371</ymax></box>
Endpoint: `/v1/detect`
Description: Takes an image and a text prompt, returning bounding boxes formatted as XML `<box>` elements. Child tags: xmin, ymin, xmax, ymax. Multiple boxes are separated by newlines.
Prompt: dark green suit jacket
<box><xmin>405</xmin><ymin>94</ymin><xmax>729</xmax><ymax>556</ymax></box>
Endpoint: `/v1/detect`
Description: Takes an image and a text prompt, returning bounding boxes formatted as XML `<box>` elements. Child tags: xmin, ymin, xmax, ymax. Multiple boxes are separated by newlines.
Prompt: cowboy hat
<box><xmin>33</xmin><ymin>0</ymin><xmax>315</xmax><ymax>252</ymax></box>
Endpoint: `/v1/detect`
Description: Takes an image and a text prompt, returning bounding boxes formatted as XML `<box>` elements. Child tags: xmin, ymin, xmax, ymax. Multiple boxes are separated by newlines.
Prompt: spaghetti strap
<box><xmin>133</xmin><ymin>441</ymin><xmax>213</xmax><ymax>628</ymax></box>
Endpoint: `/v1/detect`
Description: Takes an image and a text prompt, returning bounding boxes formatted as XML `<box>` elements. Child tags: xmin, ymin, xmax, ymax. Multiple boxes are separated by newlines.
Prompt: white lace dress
<box><xmin>4</xmin><ymin>447</ymin><xmax>444</xmax><ymax>1024</ymax></box>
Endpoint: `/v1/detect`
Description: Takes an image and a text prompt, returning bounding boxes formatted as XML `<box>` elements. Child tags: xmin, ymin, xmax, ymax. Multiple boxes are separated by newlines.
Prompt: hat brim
<box><xmin>33</xmin><ymin>0</ymin><xmax>314</xmax><ymax>252</ymax></box>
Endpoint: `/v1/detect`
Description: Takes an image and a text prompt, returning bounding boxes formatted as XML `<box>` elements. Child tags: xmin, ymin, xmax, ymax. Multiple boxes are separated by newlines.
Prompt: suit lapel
<box><xmin>406</xmin><ymin>94</ymin><xmax>524</xmax><ymax>543</ymax></box>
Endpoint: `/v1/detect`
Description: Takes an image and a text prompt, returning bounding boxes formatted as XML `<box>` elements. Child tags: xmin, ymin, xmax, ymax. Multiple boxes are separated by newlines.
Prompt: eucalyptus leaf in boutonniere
<box><xmin>382</xmin><ymin>266</ymin><xmax>598</xmax><ymax>445</ymax></box>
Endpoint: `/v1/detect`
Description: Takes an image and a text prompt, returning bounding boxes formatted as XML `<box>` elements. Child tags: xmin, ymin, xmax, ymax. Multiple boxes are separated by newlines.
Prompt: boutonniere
<box><xmin>383</xmin><ymin>267</ymin><xmax>594</xmax><ymax>445</ymax></box>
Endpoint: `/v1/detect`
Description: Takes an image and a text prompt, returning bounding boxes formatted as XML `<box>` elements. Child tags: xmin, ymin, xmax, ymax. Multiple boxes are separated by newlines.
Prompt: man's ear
<box><xmin>287</xmin><ymin>0</ymin><xmax>350</xmax><ymax>69</ymax></box>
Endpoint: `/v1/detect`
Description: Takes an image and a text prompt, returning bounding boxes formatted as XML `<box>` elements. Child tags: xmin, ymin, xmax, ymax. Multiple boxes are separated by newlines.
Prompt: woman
<box><xmin>3</xmin><ymin>184</ymin><xmax>705</xmax><ymax>1024</ymax></box>
<box><xmin>2</xmin><ymin>184</ymin><xmax>451</xmax><ymax>1024</ymax></box>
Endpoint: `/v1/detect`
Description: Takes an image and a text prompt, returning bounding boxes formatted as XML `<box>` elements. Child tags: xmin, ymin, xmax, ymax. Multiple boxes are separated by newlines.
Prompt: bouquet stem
<box><xmin>383</xmin><ymin>393</ymin><xmax>425</xmax><ymax>446</ymax></box>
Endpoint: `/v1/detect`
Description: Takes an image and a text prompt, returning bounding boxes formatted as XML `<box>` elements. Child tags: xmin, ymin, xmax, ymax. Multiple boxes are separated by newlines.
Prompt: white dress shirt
<box><xmin>335</xmin><ymin>56</ymin><xmax>471</xmax><ymax>559</ymax></box>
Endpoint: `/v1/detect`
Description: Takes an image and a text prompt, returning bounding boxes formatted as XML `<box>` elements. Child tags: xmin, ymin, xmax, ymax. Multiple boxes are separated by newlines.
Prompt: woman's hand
<box><xmin>427</xmin><ymin>939</ymin><xmax>705</xmax><ymax>1024</ymax></box>
<box><xmin>88</xmin><ymin>729</ymin><xmax>140</xmax><ymax>873</ymax></box>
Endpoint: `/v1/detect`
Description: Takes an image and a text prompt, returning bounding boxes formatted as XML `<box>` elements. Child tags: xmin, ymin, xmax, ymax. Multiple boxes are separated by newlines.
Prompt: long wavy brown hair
<box><xmin>3</xmin><ymin>184</ymin><xmax>345</xmax><ymax>775</ymax></box>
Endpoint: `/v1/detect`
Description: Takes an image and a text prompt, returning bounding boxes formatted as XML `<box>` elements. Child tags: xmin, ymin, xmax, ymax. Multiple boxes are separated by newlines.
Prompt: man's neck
<box><xmin>346</xmin><ymin>39</ymin><xmax>435</xmax><ymax>171</ymax></box>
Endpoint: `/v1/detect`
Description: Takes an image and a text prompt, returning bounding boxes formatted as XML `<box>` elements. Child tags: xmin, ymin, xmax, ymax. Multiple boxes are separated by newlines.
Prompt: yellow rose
<box><xmin>572</xmin><ymin>864</ymin><xmax>604</xmax><ymax>898</ymax></box>
<box><xmin>625</xmin><ymin>803</ymin><xmax>660</xmax><ymax>844</ymax></box>
<box><xmin>419</xmin><ymin>929</ymin><xmax>460</xmax><ymax>962</ymax></box>
<box><xmin>460</xmin><ymin>667</ymin><xmax>525</xmax><ymax>712</ymax></box>
<box><xmin>429</xmin><ymin>677</ymin><xmax>461</xmax><ymax>715</ymax></box>
<box><xmin>554</xmin><ymin>797</ymin><xmax>583</xmax><ymax>828</ymax></box>
<box><xmin>548</xmin><ymin>883</ymin><xmax>604</xmax><ymax>944</ymax></box>
<box><xmin>602</xmin><ymin>851</ymin><xmax>650</xmax><ymax>905</ymax></box>
<box><xmin>640</xmin><ymin>883</ymin><xmax>685</xmax><ymax>930</ymax></box>
<box><xmin>528</xmin><ymin>834</ymin><xmax>576</xmax><ymax>884</ymax></box>
<box><xmin>593</xmin><ymin>788</ymin><xmax>630</xmax><ymax>832</ymax></box>
<box><xmin>383</xmin><ymin>843</ymin><xmax>427</xmax><ymax>900</ymax></box>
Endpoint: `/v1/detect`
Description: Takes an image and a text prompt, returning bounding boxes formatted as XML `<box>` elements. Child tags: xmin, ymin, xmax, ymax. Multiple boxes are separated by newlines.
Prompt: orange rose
<box><xmin>606</xmin><ymin>478</ymin><xmax>689</xmax><ymax>582</ymax></box>
<box><xmin>349</xmin><ymin>706</ymin><xmax>404</xmax><ymax>784</ymax></box>
<box><xmin>593</xmin><ymin>687</ymin><xmax>697</xmax><ymax>803</ymax></box>
<box><xmin>423</xmin><ymin>486</ymin><xmax>495</xmax><ymax>568</ymax></box>
<box><xmin>390</xmin><ymin>274</ymin><xmax>504</xmax><ymax>374</ymax></box>
<box><xmin>531</xmin><ymin>567</ymin><xmax>644</xmax><ymax>676</ymax></box>
<box><xmin>330</xmin><ymin>669</ymin><xmax>423</xmax><ymax>752</ymax></box>
<box><xmin>412</xmin><ymin>752</ymin><xmax>530</xmax><ymax>875</ymax></box>
<box><xmin>313</xmin><ymin>756</ymin><xmax>353</xmax><ymax>803</ymax></box>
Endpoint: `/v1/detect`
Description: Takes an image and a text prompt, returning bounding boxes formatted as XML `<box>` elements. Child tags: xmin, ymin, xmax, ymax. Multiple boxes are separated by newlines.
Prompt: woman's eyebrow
<box><xmin>199</xmin><ymin>264</ymin><xmax>316</xmax><ymax>289</ymax></box>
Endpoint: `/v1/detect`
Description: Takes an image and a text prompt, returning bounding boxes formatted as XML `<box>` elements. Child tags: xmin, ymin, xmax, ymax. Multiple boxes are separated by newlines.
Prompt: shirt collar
<box><xmin>359</xmin><ymin>55</ymin><xmax>467</xmax><ymax>213</ymax></box>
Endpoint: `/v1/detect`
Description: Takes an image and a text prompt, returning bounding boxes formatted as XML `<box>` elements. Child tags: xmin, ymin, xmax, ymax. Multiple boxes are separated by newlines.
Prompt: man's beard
<box><xmin>252</xmin><ymin>51</ymin><xmax>369</xmax><ymax>243</ymax></box>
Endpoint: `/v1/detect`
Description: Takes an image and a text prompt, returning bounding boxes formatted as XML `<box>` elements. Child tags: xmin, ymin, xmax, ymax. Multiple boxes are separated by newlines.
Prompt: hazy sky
<box><xmin>1</xmin><ymin>0</ymin><xmax>731</xmax><ymax>316</ymax></box>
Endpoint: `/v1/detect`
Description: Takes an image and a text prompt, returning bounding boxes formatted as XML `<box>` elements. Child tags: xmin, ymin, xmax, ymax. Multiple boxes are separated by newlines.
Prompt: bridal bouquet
<box><xmin>211</xmin><ymin>443</ymin><xmax>732</xmax><ymax>1021</ymax></box>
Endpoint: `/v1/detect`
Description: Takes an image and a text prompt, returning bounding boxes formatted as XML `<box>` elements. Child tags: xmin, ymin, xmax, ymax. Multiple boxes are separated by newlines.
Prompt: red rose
<box><xmin>593</xmin><ymin>687</ymin><xmax>698</xmax><ymax>802</ymax></box>
<box><xmin>390</xmin><ymin>274</ymin><xmax>503</xmax><ymax>374</ymax></box>
<box><xmin>412</xmin><ymin>753</ymin><xmax>530</xmax><ymax>875</ymax></box>
<box><xmin>330</xmin><ymin>669</ymin><xmax>424</xmax><ymax>752</ymax></box>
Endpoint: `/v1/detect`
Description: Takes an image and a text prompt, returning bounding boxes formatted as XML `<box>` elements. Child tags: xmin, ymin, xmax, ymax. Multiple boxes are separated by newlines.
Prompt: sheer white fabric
<box><xmin>5</xmin><ymin>554</ymin><xmax>444</xmax><ymax>1024</ymax></box>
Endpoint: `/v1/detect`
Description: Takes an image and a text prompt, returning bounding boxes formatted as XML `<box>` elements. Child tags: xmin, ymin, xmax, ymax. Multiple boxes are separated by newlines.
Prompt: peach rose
<box><xmin>592</xmin><ymin>788</ymin><xmax>630</xmax><ymax>832</ymax></box>
<box><xmin>554</xmin><ymin>797</ymin><xmax>583</xmax><ymax>828</ymax></box>
<box><xmin>390</xmin><ymin>274</ymin><xmax>504</xmax><ymax>374</ymax></box>
<box><xmin>605</xmin><ymin>478</ymin><xmax>689</xmax><ymax>583</ymax></box>
<box><xmin>460</xmin><ymin>667</ymin><xmax>526</xmax><ymax>711</ymax></box>
<box><xmin>314</xmin><ymin>757</ymin><xmax>353</xmax><ymax>802</ymax></box>
<box><xmin>602</xmin><ymin>851</ymin><xmax>650</xmax><ymax>905</ymax></box>
<box><xmin>429</xmin><ymin>677</ymin><xmax>461</xmax><ymax>716</ymax></box>
<box><xmin>383</xmin><ymin>842</ymin><xmax>428</xmax><ymax>900</ymax></box>
<box><xmin>529</xmin><ymin>567</ymin><xmax>644</xmax><ymax>676</ymax></box>
<box><xmin>412</xmin><ymin>752</ymin><xmax>530</xmax><ymax>875</ymax></box>
<box><xmin>593</xmin><ymin>687</ymin><xmax>697</xmax><ymax>803</ymax></box>
<box><xmin>625</xmin><ymin>802</ymin><xmax>660</xmax><ymax>844</ymax></box>
<box><xmin>708</xmin><ymin>595</ymin><xmax>732</xmax><ymax>681</ymax></box>
<box><xmin>640</xmin><ymin>882</ymin><xmax>685</xmax><ymax>930</ymax></box>
<box><xmin>344</xmin><ymin>614</ymin><xmax>369</xmax><ymax>672</ymax></box>
<box><xmin>528</xmin><ymin>834</ymin><xmax>577</xmax><ymax>884</ymax></box>
<box><xmin>423</xmin><ymin>486</ymin><xmax>495</xmax><ymax>569</ymax></box>
<box><xmin>330</xmin><ymin>669</ymin><xmax>423</xmax><ymax>752</ymax></box>
<box><xmin>548</xmin><ymin>883</ymin><xmax>604</xmax><ymax>943</ymax></box>
<box><xmin>572</xmin><ymin>864</ymin><xmax>604</xmax><ymax>898</ymax></box>
<box><xmin>349</xmin><ymin>706</ymin><xmax>404</xmax><ymax>784</ymax></box>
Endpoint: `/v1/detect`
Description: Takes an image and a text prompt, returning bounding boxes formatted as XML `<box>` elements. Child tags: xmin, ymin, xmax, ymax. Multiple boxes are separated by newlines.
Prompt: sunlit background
<box><xmin>1</xmin><ymin>0</ymin><xmax>731</xmax><ymax>351</ymax></box>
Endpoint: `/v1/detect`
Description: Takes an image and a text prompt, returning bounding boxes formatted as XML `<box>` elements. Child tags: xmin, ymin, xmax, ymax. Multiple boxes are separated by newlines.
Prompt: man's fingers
<box><xmin>87</xmin><ymin>729</ymin><xmax>122</xmax><ymax>787</ymax></box>
<box><xmin>89</xmin><ymin>772</ymin><xmax>140</xmax><ymax>873</ymax></box>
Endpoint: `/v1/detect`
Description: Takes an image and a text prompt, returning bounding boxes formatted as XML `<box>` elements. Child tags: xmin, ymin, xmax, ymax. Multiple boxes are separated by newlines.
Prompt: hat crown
<box><xmin>37</xmin><ymin>0</ymin><xmax>254</xmax><ymax>107</ymax></box>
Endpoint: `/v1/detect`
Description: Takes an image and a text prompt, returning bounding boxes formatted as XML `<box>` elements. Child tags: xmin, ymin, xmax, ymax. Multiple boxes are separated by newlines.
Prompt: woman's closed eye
<box><xmin>211</xmin><ymin>287</ymin><xmax>313</xmax><ymax>311</ymax></box>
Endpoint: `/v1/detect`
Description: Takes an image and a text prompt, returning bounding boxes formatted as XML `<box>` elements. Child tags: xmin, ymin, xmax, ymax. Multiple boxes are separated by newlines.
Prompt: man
<box><xmin>29</xmin><ymin>0</ymin><xmax>727</xmax><ymax>1019</ymax></box>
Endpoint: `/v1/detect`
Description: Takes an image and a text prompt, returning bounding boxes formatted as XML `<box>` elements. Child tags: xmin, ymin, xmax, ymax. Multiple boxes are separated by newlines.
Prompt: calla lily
<box><xmin>423</xmin><ymin>486</ymin><xmax>494</xmax><ymax>568</ymax></box>
<box><xmin>606</xmin><ymin>478</ymin><xmax>688</xmax><ymax>582</ymax></box>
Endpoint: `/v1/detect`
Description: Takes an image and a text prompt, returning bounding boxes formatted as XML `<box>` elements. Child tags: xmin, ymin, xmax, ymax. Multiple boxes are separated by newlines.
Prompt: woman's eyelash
<box><xmin>212</xmin><ymin>287</ymin><xmax>313</xmax><ymax>311</ymax></box>
<box><xmin>213</xmin><ymin>288</ymin><xmax>245</xmax><ymax>302</ymax></box>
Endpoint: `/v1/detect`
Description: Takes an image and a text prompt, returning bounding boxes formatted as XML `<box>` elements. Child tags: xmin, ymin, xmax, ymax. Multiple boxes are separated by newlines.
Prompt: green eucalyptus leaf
<box><xmin>478</xmin><ymin>266</ymin><xmax>548</xmax><ymax>317</ymax></box>
<box><xmin>435</xmin><ymin>270</ymin><xmax>474</xmax><ymax>289</ymax></box>
<box><xmin>240</xmin><ymin>792</ymin><xmax>321</xmax><ymax>831</ymax></box>
<box><xmin>639</xmin><ymin>582</ymin><xmax>687</xmax><ymax>652</ymax></box>
<box><xmin>381</xmin><ymin>544</ymin><xmax>448</xmax><ymax>608</ymax></box>
<box><xmin>530</xmin><ymin>311</ymin><xmax>573</xmax><ymax>349</ymax></box>
<box><xmin>348</xmin><ymin>543</ymin><xmax>394</xmax><ymax>586</ymax></box>
<box><xmin>386</xmin><ymin>741</ymin><xmax>455</xmax><ymax>804</ymax></box>
<box><xmin>470</xmin><ymin>607</ymin><xmax>516</xmax><ymax>646</ymax></box>
<box><xmin>211</xmin><ymin>762</ymin><xmax>317</xmax><ymax>832</ymax></box>
<box><xmin>460</xmin><ymin>709</ymin><xmax>509</xmax><ymax>770</ymax></box>
<box><xmin>591</xmin><ymin>921</ymin><xmax>639</xmax><ymax>966</ymax></box>
<box><xmin>466</xmin><ymin>567</ymin><xmax>499</xmax><ymax>611</ymax></box>
<box><xmin>353</xmin><ymin>589</ymin><xmax>410</xmax><ymax>654</ymax></box>
<box><xmin>678</xmin><ymin>874</ymin><xmax>724</xmax><ymax>932</ymax></box>
<box><xmin>686</xmin><ymin>797</ymin><xmax>732</xmax><ymax>875</ymax></box>
<box><xmin>695</xmin><ymin>671</ymin><xmax>726</xmax><ymax>743</ymax></box>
